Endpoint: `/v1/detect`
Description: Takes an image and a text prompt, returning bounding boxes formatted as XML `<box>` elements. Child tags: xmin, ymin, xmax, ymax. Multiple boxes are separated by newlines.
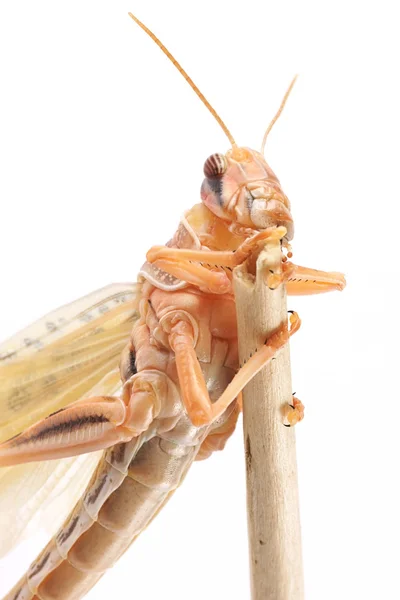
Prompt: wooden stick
<box><xmin>233</xmin><ymin>239</ymin><xmax>304</xmax><ymax>600</ymax></box>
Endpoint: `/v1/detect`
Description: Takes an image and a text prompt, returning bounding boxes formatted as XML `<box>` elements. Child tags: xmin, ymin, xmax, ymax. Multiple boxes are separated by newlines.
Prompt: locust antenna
<box><xmin>261</xmin><ymin>75</ymin><xmax>297</xmax><ymax>155</ymax></box>
<box><xmin>128</xmin><ymin>12</ymin><xmax>236</xmax><ymax>147</ymax></box>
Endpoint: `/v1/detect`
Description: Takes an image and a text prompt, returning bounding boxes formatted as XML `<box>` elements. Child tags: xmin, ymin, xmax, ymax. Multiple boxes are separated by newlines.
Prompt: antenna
<box><xmin>261</xmin><ymin>75</ymin><xmax>297</xmax><ymax>154</ymax></box>
<box><xmin>128</xmin><ymin>13</ymin><xmax>236</xmax><ymax>147</ymax></box>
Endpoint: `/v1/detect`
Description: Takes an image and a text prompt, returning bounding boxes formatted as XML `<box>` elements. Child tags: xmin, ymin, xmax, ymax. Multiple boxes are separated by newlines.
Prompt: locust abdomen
<box><xmin>5</xmin><ymin>431</ymin><xmax>200</xmax><ymax>600</ymax></box>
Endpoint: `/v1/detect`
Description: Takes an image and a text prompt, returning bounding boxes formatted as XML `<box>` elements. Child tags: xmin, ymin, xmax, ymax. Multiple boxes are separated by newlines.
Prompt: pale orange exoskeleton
<box><xmin>0</xmin><ymin>12</ymin><xmax>345</xmax><ymax>600</ymax></box>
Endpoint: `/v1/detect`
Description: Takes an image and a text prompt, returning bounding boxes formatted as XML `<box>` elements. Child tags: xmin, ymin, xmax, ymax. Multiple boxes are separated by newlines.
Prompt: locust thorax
<box><xmin>200</xmin><ymin>146</ymin><xmax>294</xmax><ymax>240</ymax></box>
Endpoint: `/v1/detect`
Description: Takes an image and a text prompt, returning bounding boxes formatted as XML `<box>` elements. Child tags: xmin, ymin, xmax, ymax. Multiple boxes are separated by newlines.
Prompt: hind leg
<box><xmin>0</xmin><ymin>370</ymin><xmax>168</xmax><ymax>467</ymax></box>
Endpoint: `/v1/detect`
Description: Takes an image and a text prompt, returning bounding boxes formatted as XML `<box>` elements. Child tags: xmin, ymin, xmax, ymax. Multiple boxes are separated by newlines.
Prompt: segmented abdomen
<box><xmin>5</xmin><ymin>433</ymin><xmax>199</xmax><ymax>600</ymax></box>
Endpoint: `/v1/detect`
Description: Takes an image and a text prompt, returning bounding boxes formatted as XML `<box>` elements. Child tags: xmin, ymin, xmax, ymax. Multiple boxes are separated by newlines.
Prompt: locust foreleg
<box><xmin>147</xmin><ymin>227</ymin><xmax>345</xmax><ymax>296</ymax></box>
<box><xmin>285</xmin><ymin>263</ymin><xmax>346</xmax><ymax>295</ymax></box>
<box><xmin>146</xmin><ymin>227</ymin><xmax>286</xmax><ymax>293</ymax></box>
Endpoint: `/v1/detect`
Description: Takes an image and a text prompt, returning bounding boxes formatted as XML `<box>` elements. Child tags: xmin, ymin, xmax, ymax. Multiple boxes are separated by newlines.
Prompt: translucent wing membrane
<box><xmin>0</xmin><ymin>283</ymin><xmax>141</xmax><ymax>442</ymax></box>
<box><xmin>0</xmin><ymin>283</ymin><xmax>142</xmax><ymax>556</ymax></box>
<box><xmin>0</xmin><ymin>445</ymin><xmax>102</xmax><ymax>558</ymax></box>
<box><xmin>0</xmin><ymin>283</ymin><xmax>139</xmax><ymax>362</ymax></box>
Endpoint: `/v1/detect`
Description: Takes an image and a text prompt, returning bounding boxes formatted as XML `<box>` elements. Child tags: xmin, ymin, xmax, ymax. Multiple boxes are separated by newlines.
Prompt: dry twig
<box><xmin>233</xmin><ymin>239</ymin><xmax>304</xmax><ymax>600</ymax></box>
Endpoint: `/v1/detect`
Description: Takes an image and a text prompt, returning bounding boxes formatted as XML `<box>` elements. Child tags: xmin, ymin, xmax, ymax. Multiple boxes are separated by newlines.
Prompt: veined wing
<box><xmin>0</xmin><ymin>283</ymin><xmax>142</xmax><ymax>556</ymax></box>
<box><xmin>0</xmin><ymin>282</ymin><xmax>142</xmax><ymax>442</ymax></box>
<box><xmin>0</xmin><ymin>369</ymin><xmax>122</xmax><ymax>557</ymax></box>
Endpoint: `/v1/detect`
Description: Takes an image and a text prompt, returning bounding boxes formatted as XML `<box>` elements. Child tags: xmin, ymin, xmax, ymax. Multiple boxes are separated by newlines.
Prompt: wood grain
<box><xmin>233</xmin><ymin>240</ymin><xmax>304</xmax><ymax>600</ymax></box>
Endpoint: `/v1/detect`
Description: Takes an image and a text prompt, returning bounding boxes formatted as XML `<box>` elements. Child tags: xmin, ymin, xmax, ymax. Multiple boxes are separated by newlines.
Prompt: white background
<box><xmin>0</xmin><ymin>1</ymin><xmax>399</xmax><ymax>599</ymax></box>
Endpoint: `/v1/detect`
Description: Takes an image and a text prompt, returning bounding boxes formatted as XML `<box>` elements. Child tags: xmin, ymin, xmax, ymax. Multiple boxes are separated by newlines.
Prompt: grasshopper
<box><xmin>0</xmin><ymin>13</ymin><xmax>345</xmax><ymax>600</ymax></box>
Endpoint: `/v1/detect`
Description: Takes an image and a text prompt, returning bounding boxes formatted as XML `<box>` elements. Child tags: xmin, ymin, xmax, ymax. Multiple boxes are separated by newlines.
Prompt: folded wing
<box><xmin>0</xmin><ymin>283</ymin><xmax>142</xmax><ymax>556</ymax></box>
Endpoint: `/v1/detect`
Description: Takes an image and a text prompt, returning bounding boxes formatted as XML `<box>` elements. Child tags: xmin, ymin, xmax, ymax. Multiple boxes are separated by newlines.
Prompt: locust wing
<box><xmin>0</xmin><ymin>282</ymin><xmax>141</xmax><ymax>442</ymax></box>
<box><xmin>0</xmin><ymin>283</ymin><xmax>142</xmax><ymax>556</ymax></box>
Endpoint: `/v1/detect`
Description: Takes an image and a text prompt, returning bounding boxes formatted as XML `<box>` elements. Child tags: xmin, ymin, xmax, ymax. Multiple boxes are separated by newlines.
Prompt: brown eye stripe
<box><xmin>203</xmin><ymin>153</ymin><xmax>227</xmax><ymax>178</ymax></box>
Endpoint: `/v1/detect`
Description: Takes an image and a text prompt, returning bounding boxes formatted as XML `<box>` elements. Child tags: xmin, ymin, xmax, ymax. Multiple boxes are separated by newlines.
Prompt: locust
<box><xmin>0</xmin><ymin>13</ymin><xmax>346</xmax><ymax>600</ymax></box>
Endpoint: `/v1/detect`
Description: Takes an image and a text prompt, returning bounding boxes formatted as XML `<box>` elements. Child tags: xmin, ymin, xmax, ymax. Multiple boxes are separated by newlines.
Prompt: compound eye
<box><xmin>203</xmin><ymin>153</ymin><xmax>227</xmax><ymax>178</ymax></box>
